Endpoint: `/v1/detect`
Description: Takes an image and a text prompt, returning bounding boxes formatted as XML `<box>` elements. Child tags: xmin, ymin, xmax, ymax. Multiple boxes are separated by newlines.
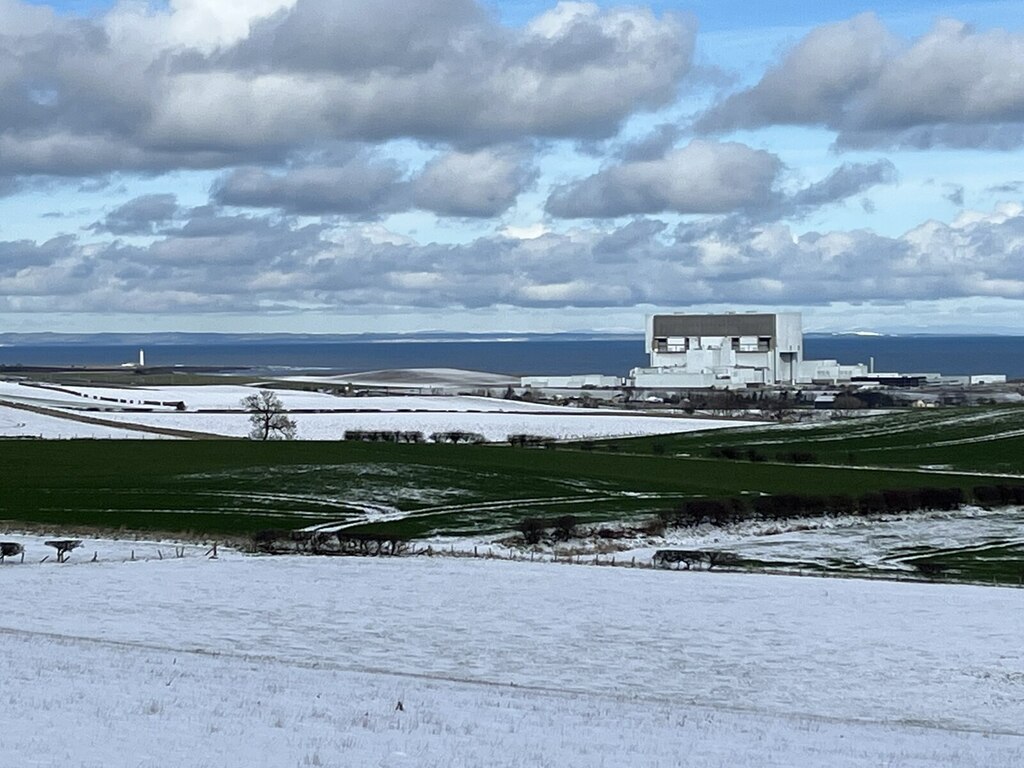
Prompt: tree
<box><xmin>241</xmin><ymin>390</ymin><xmax>297</xmax><ymax>440</ymax></box>
<box><xmin>831</xmin><ymin>394</ymin><xmax>865</xmax><ymax>419</ymax></box>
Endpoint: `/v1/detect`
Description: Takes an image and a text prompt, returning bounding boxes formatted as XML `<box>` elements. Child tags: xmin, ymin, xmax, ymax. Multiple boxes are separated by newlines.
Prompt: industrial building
<box><xmin>630</xmin><ymin>312</ymin><xmax>869</xmax><ymax>389</ymax></box>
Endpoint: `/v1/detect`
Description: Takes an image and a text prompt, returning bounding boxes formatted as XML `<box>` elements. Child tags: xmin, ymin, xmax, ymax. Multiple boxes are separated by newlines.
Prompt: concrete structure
<box><xmin>969</xmin><ymin>374</ymin><xmax>1007</xmax><ymax>385</ymax></box>
<box><xmin>630</xmin><ymin>312</ymin><xmax>869</xmax><ymax>389</ymax></box>
<box><xmin>520</xmin><ymin>374</ymin><xmax>622</xmax><ymax>389</ymax></box>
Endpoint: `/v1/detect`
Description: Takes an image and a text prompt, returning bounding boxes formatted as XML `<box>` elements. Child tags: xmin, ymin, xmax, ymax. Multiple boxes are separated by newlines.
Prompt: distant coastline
<box><xmin>0</xmin><ymin>333</ymin><xmax>1020</xmax><ymax>378</ymax></box>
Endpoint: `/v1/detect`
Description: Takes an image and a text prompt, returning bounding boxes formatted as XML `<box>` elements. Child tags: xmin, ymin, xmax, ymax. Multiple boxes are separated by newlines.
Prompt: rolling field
<box><xmin>2</xmin><ymin>551</ymin><xmax>1023</xmax><ymax>767</ymax></box>
<box><xmin>602</xmin><ymin>405</ymin><xmax>1024</xmax><ymax>474</ymax></box>
<box><xmin>0</xmin><ymin>438</ymin><xmax>1000</xmax><ymax>539</ymax></box>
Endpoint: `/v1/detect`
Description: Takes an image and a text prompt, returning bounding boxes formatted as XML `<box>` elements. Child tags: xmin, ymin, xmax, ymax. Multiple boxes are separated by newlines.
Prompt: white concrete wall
<box><xmin>520</xmin><ymin>374</ymin><xmax>622</xmax><ymax>388</ymax></box>
<box><xmin>969</xmin><ymin>374</ymin><xmax>1007</xmax><ymax>385</ymax></box>
<box><xmin>774</xmin><ymin>313</ymin><xmax>803</xmax><ymax>353</ymax></box>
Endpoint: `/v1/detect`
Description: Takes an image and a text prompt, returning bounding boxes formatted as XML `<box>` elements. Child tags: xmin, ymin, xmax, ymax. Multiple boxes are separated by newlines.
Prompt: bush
<box><xmin>252</xmin><ymin>529</ymin><xmax>288</xmax><ymax>553</ymax></box>
<box><xmin>857</xmin><ymin>492</ymin><xmax>887</xmax><ymax>514</ymax></box>
<box><xmin>508</xmin><ymin>434</ymin><xmax>552</xmax><ymax>448</ymax></box>
<box><xmin>552</xmin><ymin>515</ymin><xmax>578</xmax><ymax>541</ymax></box>
<box><xmin>775</xmin><ymin>451</ymin><xmax>818</xmax><ymax>464</ymax></box>
<box><xmin>518</xmin><ymin>517</ymin><xmax>546</xmax><ymax>545</ymax></box>
<box><xmin>920</xmin><ymin>487</ymin><xmax>964</xmax><ymax>511</ymax></box>
<box><xmin>882</xmin><ymin>488</ymin><xmax>921</xmax><ymax>513</ymax></box>
<box><xmin>430</xmin><ymin>431</ymin><xmax>486</xmax><ymax>444</ymax></box>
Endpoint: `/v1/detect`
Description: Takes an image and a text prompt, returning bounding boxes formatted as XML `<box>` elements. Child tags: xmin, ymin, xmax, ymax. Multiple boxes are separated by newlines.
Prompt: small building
<box><xmin>969</xmin><ymin>374</ymin><xmax>1007</xmax><ymax>385</ymax></box>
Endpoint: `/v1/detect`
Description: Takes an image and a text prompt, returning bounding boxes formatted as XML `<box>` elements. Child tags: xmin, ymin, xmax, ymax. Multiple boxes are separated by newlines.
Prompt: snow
<box><xmin>0</xmin><ymin>380</ymin><xmax>754</xmax><ymax>440</ymax></box>
<box><xmin>1</xmin><ymin>541</ymin><xmax>1022</xmax><ymax>766</ymax></box>
<box><xmin>94</xmin><ymin>409</ymin><xmax>747</xmax><ymax>441</ymax></box>
<box><xmin>0</xmin><ymin>381</ymin><xmax>340</xmax><ymax>411</ymax></box>
<box><xmin>0</xmin><ymin>404</ymin><xmax>165</xmax><ymax>439</ymax></box>
<box><xmin>611</xmin><ymin>506</ymin><xmax>1024</xmax><ymax>572</ymax></box>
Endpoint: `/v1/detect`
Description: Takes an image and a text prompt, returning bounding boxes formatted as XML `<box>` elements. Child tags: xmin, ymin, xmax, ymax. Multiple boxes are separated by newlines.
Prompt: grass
<box><xmin>721</xmin><ymin>538</ymin><xmax>1024</xmax><ymax>587</ymax></box>
<box><xmin>0</xmin><ymin>438</ymin><xmax>997</xmax><ymax>538</ymax></box>
<box><xmin>897</xmin><ymin>541</ymin><xmax>1024</xmax><ymax>585</ymax></box>
<box><xmin>595</xmin><ymin>405</ymin><xmax>1024</xmax><ymax>474</ymax></box>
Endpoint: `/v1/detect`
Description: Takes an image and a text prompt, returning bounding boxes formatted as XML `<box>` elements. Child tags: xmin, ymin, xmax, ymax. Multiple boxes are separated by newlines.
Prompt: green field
<box><xmin>599</xmin><ymin>405</ymin><xmax>1024</xmax><ymax>474</ymax></box>
<box><xmin>5</xmin><ymin>405</ymin><xmax>1024</xmax><ymax>585</ymax></box>
<box><xmin>0</xmin><ymin>436</ymin><xmax>1002</xmax><ymax>539</ymax></box>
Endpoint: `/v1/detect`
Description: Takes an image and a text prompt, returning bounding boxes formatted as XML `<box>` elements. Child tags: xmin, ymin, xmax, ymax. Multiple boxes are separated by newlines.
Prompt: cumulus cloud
<box><xmin>5</xmin><ymin>203</ymin><xmax>1024</xmax><ymax>314</ymax></box>
<box><xmin>545</xmin><ymin>140</ymin><xmax>782</xmax><ymax>217</ymax></box>
<box><xmin>211</xmin><ymin>146</ymin><xmax>535</xmax><ymax>218</ymax></box>
<box><xmin>696</xmin><ymin>13</ymin><xmax>1024</xmax><ymax>149</ymax></box>
<box><xmin>545</xmin><ymin>143</ymin><xmax>895</xmax><ymax>220</ymax></box>
<box><xmin>90</xmin><ymin>194</ymin><xmax>180</xmax><ymax>235</ymax></box>
<box><xmin>0</xmin><ymin>0</ymin><xmax>693</xmax><ymax>185</ymax></box>
<box><xmin>411</xmin><ymin>148</ymin><xmax>538</xmax><ymax>217</ymax></box>
<box><xmin>212</xmin><ymin>154</ymin><xmax>404</xmax><ymax>216</ymax></box>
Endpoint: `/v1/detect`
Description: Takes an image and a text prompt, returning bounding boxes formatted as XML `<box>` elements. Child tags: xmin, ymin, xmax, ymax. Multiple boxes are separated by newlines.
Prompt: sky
<box><xmin>2</xmin><ymin>0</ymin><xmax>1024</xmax><ymax>335</ymax></box>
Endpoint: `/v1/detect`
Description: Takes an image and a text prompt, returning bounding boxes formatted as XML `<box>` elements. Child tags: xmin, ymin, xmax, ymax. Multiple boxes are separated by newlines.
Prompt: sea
<box><xmin>0</xmin><ymin>335</ymin><xmax>1021</xmax><ymax>379</ymax></box>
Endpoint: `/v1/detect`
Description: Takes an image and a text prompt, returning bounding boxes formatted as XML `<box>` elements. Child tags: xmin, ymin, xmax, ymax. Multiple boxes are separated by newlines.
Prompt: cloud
<box><xmin>411</xmin><ymin>148</ymin><xmax>537</xmax><ymax>217</ymax></box>
<box><xmin>6</xmin><ymin>203</ymin><xmax>1024</xmax><ymax>314</ymax></box>
<box><xmin>545</xmin><ymin>144</ymin><xmax>895</xmax><ymax>220</ymax></box>
<box><xmin>211</xmin><ymin>146</ymin><xmax>535</xmax><ymax>218</ymax></box>
<box><xmin>696</xmin><ymin>13</ymin><xmax>1024</xmax><ymax>149</ymax></box>
<box><xmin>545</xmin><ymin>140</ymin><xmax>782</xmax><ymax>217</ymax></box>
<box><xmin>0</xmin><ymin>235</ymin><xmax>78</xmax><ymax>276</ymax></box>
<box><xmin>0</xmin><ymin>0</ymin><xmax>694</xmax><ymax>185</ymax></box>
<box><xmin>788</xmin><ymin>160</ymin><xmax>897</xmax><ymax>212</ymax></box>
<box><xmin>90</xmin><ymin>194</ymin><xmax>180</xmax><ymax>235</ymax></box>
<box><xmin>944</xmin><ymin>185</ymin><xmax>965</xmax><ymax>207</ymax></box>
<box><xmin>986</xmin><ymin>181</ymin><xmax>1023</xmax><ymax>194</ymax></box>
<box><xmin>212</xmin><ymin>154</ymin><xmax>404</xmax><ymax>216</ymax></box>
<box><xmin>613</xmin><ymin>123</ymin><xmax>684</xmax><ymax>162</ymax></box>
<box><xmin>221</xmin><ymin>0</ymin><xmax>484</xmax><ymax>74</ymax></box>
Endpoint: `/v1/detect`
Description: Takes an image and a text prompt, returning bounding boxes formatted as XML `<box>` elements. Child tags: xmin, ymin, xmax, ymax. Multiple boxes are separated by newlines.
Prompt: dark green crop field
<box><xmin>599</xmin><ymin>406</ymin><xmax>1024</xmax><ymax>474</ymax></box>
<box><xmin>0</xmin><ymin>436</ymin><xmax>999</xmax><ymax>538</ymax></box>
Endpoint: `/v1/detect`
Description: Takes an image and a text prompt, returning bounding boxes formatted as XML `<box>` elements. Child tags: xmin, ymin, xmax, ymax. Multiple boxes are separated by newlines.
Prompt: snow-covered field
<box><xmin>0</xmin><ymin>381</ymin><xmax>341</xmax><ymax>411</ymax></box>
<box><xmin>0</xmin><ymin>381</ymin><xmax>751</xmax><ymax>440</ymax></box>
<box><xmin>2</xmin><ymin>540</ymin><xmax>1023</xmax><ymax>766</ymax></box>
<box><xmin>95</xmin><ymin>408</ymin><xmax>746</xmax><ymax>441</ymax></box>
<box><xmin>0</xmin><ymin>404</ymin><xmax>162</xmax><ymax>439</ymax></box>
<box><xmin>612</xmin><ymin>506</ymin><xmax>1024</xmax><ymax>571</ymax></box>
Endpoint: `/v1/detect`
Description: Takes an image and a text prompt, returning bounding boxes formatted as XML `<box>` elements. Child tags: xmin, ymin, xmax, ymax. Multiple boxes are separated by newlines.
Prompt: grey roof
<box><xmin>652</xmin><ymin>313</ymin><xmax>778</xmax><ymax>338</ymax></box>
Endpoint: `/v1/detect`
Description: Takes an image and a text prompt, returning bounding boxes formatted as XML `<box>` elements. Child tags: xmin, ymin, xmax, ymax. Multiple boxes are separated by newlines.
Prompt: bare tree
<box><xmin>241</xmin><ymin>390</ymin><xmax>297</xmax><ymax>440</ymax></box>
<box><xmin>831</xmin><ymin>393</ymin><xmax>865</xmax><ymax>420</ymax></box>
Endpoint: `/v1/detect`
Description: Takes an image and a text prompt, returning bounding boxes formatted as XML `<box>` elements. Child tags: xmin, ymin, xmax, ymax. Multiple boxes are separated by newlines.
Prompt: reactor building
<box><xmin>629</xmin><ymin>312</ymin><xmax>870</xmax><ymax>388</ymax></box>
